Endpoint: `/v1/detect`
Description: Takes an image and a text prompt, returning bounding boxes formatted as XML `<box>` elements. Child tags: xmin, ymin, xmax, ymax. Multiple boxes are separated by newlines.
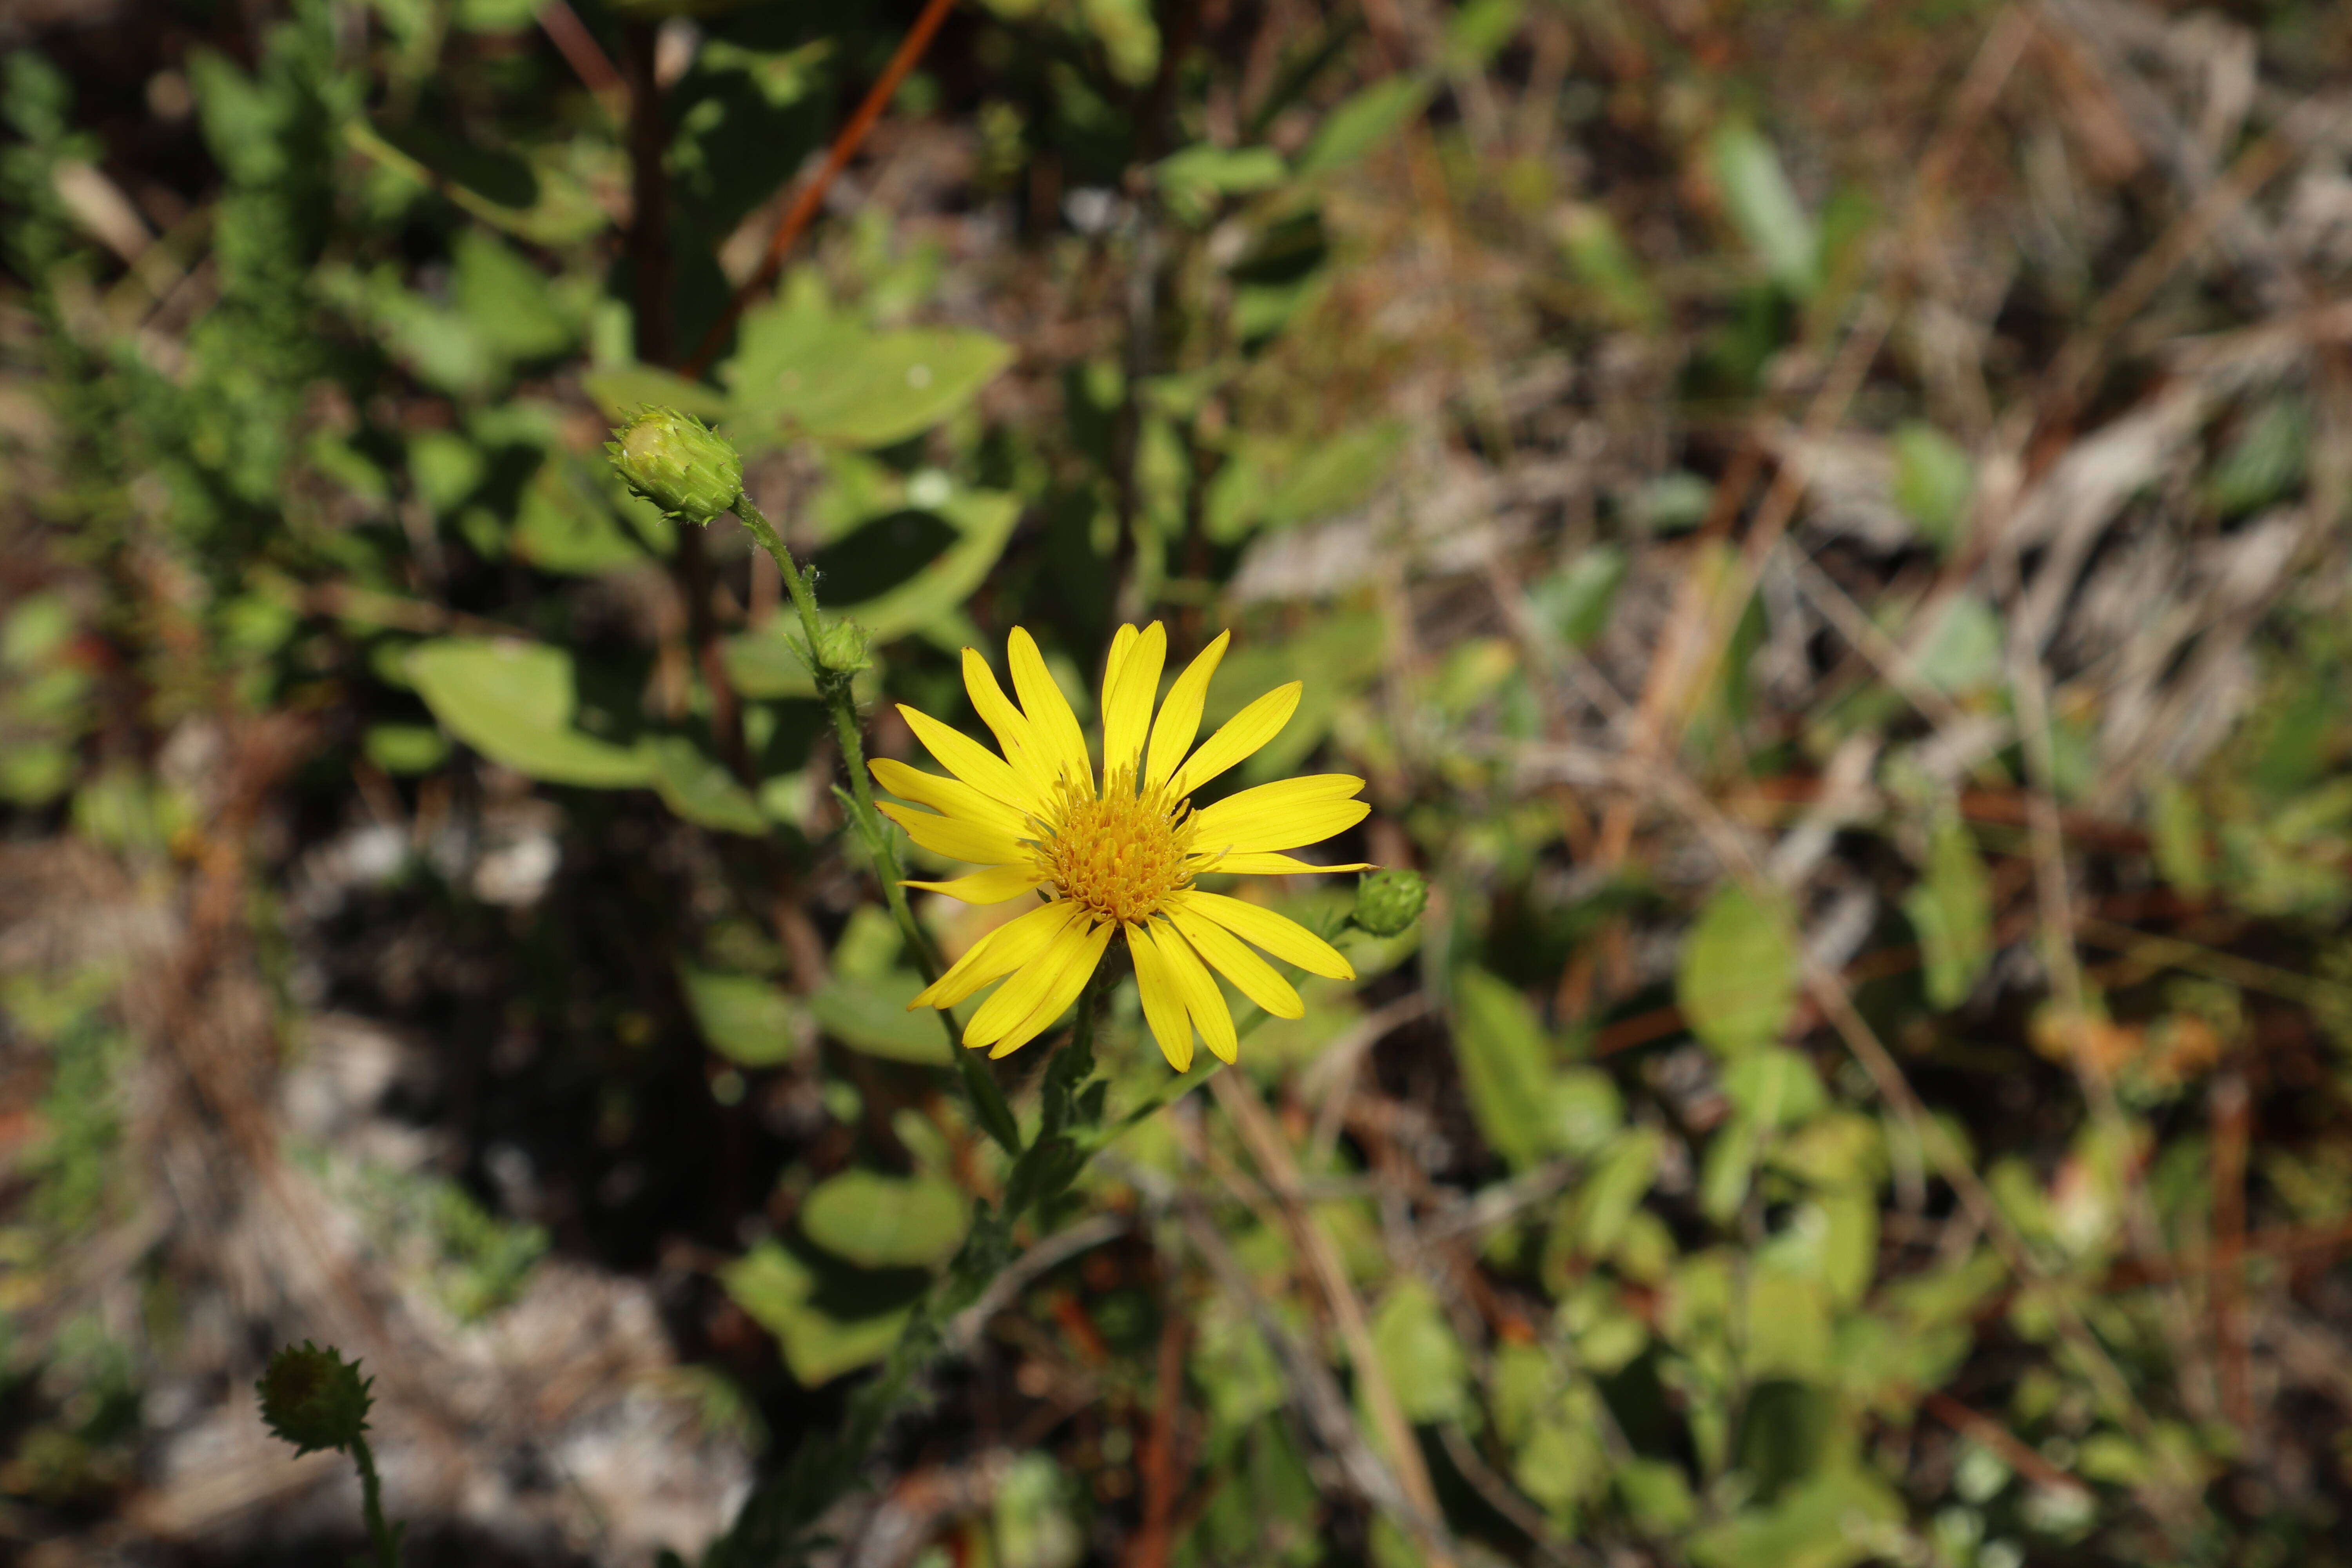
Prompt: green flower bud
<box><xmin>812</xmin><ymin>617</ymin><xmax>873</xmax><ymax>675</ymax></box>
<box><xmin>257</xmin><ymin>1341</ymin><xmax>373</xmax><ymax>1456</ymax></box>
<box><xmin>1351</xmin><ymin>869</ymin><xmax>1427</xmax><ymax>938</ymax></box>
<box><xmin>605</xmin><ymin>407</ymin><xmax>743</xmax><ymax>525</ymax></box>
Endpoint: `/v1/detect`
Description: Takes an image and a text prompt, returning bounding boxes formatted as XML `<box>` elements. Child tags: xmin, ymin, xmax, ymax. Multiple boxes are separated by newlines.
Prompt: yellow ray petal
<box><xmin>1102</xmin><ymin>622</ymin><xmax>1140</xmax><ymax>701</ymax></box>
<box><xmin>1192</xmin><ymin>775</ymin><xmax>1365</xmax><ymax>849</ymax></box>
<box><xmin>1101</xmin><ymin>621</ymin><xmax>1166</xmax><ymax>782</ymax></box>
<box><xmin>877</xmin><ymin>802</ymin><xmax>1026</xmax><ymax>867</ymax></box>
<box><xmin>1152</xmin><ymin>918</ymin><xmax>1239</xmax><ymax>1063</ymax></box>
<box><xmin>1126</xmin><ymin>921</ymin><xmax>1195</xmax><ymax>1072</ymax></box>
<box><xmin>987</xmin><ymin>918</ymin><xmax>1113</xmax><ymax>1058</ymax></box>
<box><xmin>1162</xmin><ymin>904</ymin><xmax>1303</xmax><ymax>1020</ymax></box>
<box><xmin>898</xmin><ymin>704</ymin><xmax>1039</xmax><ymax>815</ymax></box>
<box><xmin>963</xmin><ymin>648</ymin><xmax>1057</xmax><ymax>806</ymax></box>
<box><xmin>1008</xmin><ymin>628</ymin><xmax>1093</xmax><ymax>793</ymax></box>
<box><xmin>1198</xmin><ymin>798</ymin><xmax>1370</xmax><ymax>856</ymax></box>
<box><xmin>1174</xmin><ymin>890</ymin><xmax>1355</xmax><ymax>980</ymax></box>
<box><xmin>902</xmin><ymin>865</ymin><xmax>1047</xmax><ymax>905</ymax></box>
<box><xmin>1144</xmin><ymin>630</ymin><xmax>1229</xmax><ymax>789</ymax></box>
<box><xmin>913</xmin><ymin>899</ymin><xmax>1083</xmax><ymax>1008</ymax></box>
<box><xmin>1195</xmin><ymin>853</ymin><xmax>1376</xmax><ymax>876</ymax></box>
<box><xmin>869</xmin><ymin>758</ymin><xmax>1029</xmax><ymax>841</ymax></box>
<box><xmin>1168</xmin><ymin>682</ymin><xmax>1302</xmax><ymax>800</ymax></box>
<box><xmin>964</xmin><ymin>913</ymin><xmax>1101</xmax><ymax>1049</ymax></box>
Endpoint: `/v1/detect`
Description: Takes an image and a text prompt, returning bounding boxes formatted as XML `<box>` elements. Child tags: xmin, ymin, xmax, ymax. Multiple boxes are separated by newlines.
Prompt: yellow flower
<box><xmin>874</xmin><ymin>622</ymin><xmax>1373</xmax><ymax>1072</ymax></box>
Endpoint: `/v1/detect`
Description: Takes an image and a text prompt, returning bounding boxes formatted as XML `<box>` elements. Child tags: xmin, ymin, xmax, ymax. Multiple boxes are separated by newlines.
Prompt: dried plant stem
<box><xmin>684</xmin><ymin>0</ymin><xmax>961</xmax><ymax>377</ymax></box>
<box><xmin>1210</xmin><ymin>1072</ymin><xmax>1461</xmax><ymax>1568</ymax></box>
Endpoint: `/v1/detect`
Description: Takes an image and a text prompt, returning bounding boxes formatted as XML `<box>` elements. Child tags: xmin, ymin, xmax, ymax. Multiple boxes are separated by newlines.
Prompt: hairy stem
<box><xmin>731</xmin><ymin>492</ymin><xmax>1020</xmax><ymax>1151</ymax></box>
<box><xmin>349</xmin><ymin>1433</ymin><xmax>401</xmax><ymax>1568</ymax></box>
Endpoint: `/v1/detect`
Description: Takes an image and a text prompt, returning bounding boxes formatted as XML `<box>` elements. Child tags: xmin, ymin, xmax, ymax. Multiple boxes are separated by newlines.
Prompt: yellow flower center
<box><xmin>1033</xmin><ymin>767</ymin><xmax>1196</xmax><ymax>924</ymax></box>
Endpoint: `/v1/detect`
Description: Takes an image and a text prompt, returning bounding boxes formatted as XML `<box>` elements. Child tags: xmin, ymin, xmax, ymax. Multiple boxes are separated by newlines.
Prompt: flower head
<box><xmin>604</xmin><ymin>406</ymin><xmax>743</xmax><ymax>525</ymax></box>
<box><xmin>875</xmin><ymin>623</ymin><xmax>1372</xmax><ymax>1071</ymax></box>
<box><xmin>257</xmin><ymin>1341</ymin><xmax>373</xmax><ymax>1456</ymax></box>
<box><xmin>1352</xmin><ymin>868</ymin><xmax>1428</xmax><ymax>937</ymax></box>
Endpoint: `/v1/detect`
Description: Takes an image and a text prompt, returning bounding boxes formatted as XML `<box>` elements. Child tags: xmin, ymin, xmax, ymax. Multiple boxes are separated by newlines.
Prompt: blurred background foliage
<box><xmin>7</xmin><ymin>0</ymin><xmax>2352</xmax><ymax>1564</ymax></box>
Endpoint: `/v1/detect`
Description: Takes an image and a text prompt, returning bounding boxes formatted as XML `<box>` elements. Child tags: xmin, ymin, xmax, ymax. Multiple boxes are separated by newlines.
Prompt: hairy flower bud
<box><xmin>605</xmin><ymin>407</ymin><xmax>743</xmax><ymax>525</ymax></box>
<box><xmin>813</xmin><ymin>617</ymin><xmax>873</xmax><ymax>675</ymax></box>
<box><xmin>257</xmin><ymin>1341</ymin><xmax>373</xmax><ymax>1456</ymax></box>
<box><xmin>1351</xmin><ymin>869</ymin><xmax>1427</xmax><ymax>937</ymax></box>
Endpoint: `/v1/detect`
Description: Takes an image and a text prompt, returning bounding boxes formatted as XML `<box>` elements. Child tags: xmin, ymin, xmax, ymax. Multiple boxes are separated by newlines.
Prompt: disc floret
<box><xmin>1036</xmin><ymin>768</ymin><xmax>1196</xmax><ymax>924</ymax></box>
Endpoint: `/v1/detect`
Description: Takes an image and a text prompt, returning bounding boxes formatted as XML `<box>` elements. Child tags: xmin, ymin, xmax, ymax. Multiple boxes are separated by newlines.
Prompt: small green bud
<box><xmin>1351</xmin><ymin>869</ymin><xmax>1427</xmax><ymax>937</ymax></box>
<box><xmin>257</xmin><ymin>1341</ymin><xmax>373</xmax><ymax>1456</ymax></box>
<box><xmin>604</xmin><ymin>406</ymin><xmax>743</xmax><ymax>525</ymax></box>
<box><xmin>812</xmin><ymin>617</ymin><xmax>873</xmax><ymax>675</ymax></box>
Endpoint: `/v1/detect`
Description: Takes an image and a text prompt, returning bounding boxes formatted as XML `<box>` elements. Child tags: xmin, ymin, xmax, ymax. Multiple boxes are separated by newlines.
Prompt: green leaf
<box><xmin>345</xmin><ymin>118</ymin><xmax>606</xmax><ymax>246</ymax></box>
<box><xmin>406</xmin><ymin>639</ymin><xmax>652</xmax><ymax>787</ymax></box>
<box><xmin>720</xmin><ymin>624</ymin><xmax>820</xmax><ymax>698</ymax></box>
<box><xmin>1546</xmin><ymin>1067</ymin><xmax>1624</xmax><ymax>1157</ymax></box>
<box><xmin>1891</xmin><ymin>423</ymin><xmax>1973</xmax><ymax>552</ymax></box>
<box><xmin>408</xmin><ymin>429</ymin><xmax>485</xmax><ymax>515</ymax></box>
<box><xmin>1699</xmin><ymin>1114</ymin><xmax>1760</xmax><ymax>1224</ymax></box>
<box><xmin>1527</xmin><ymin>546</ymin><xmax>1627</xmax><ymax>650</ymax></box>
<box><xmin>834</xmin><ymin>489</ymin><xmax>1021</xmax><ymax>646</ymax></box>
<box><xmin>1368</xmin><ymin>1277</ymin><xmax>1468</xmax><ymax>1424</ymax></box>
<box><xmin>1450</xmin><ymin>967</ymin><xmax>1555</xmax><ymax>1170</ymax></box>
<box><xmin>511</xmin><ymin>453</ymin><xmax>650</xmax><ymax>574</ymax></box>
<box><xmin>363</xmin><ymin>723</ymin><xmax>448</xmax><ymax>775</ymax></box>
<box><xmin>581</xmin><ymin>364</ymin><xmax>731</xmax><ymax>425</ymax></box>
<box><xmin>1295</xmin><ymin>75</ymin><xmax>1433</xmax><ymax>177</ymax></box>
<box><xmin>1264</xmin><ymin>421</ymin><xmax>1406</xmax><ymax>530</ymax></box>
<box><xmin>1904</xmin><ymin>810</ymin><xmax>1993</xmax><ymax>1009</ymax></box>
<box><xmin>1570</xmin><ymin>1127</ymin><xmax>1662</xmax><ymax>1255</ymax></box>
<box><xmin>1911</xmin><ymin>592</ymin><xmax>2005</xmax><ymax>697</ymax></box>
<box><xmin>728</xmin><ymin>294</ymin><xmax>1014</xmax><ymax>450</ymax></box>
<box><xmin>680</xmin><ymin>965</ymin><xmax>800</xmax><ymax>1067</ymax></box>
<box><xmin>1688</xmin><ymin>1466</ymin><xmax>1901</xmax><ymax>1568</ymax></box>
<box><xmin>1618</xmin><ymin>1458</ymin><xmax>1698</xmax><ymax>1535</ymax></box>
<box><xmin>2150</xmin><ymin>780</ymin><xmax>2211</xmax><ymax>898</ymax></box>
<box><xmin>807</xmin><ymin>969</ymin><xmax>952</xmax><ymax>1063</ymax></box>
<box><xmin>1080</xmin><ymin>0</ymin><xmax>1160</xmax><ymax>86</ymax></box>
<box><xmin>1445</xmin><ymin>0</ymin><xmax>1523</xmax><ymax>67</ymax></box>
<box><xmin>1744</xmin><ymin>1270</ymin><xmax>1835</xmax><ymax>1381</ymax></box>
<box><xmin>1721</xmin><ymin>1047</ymin><xmax>1828</xmax><ymax>1131</ymax></box>
<box><xmin>800</xmin><ymin>1170</ymin><xmax>970</xmax><ymax>1270</ymax></box>
<box><xmin>647</xmin><ymin>735</ymin><xmax>767</xmax><ymax>836</ymax></box>
<box><xmin>1156</xmin><ymin>143</ymin><xmax>1287</xmax><ymax>224</ymax></box>
<box><xmin>719</xmin><ymin>1241</ymin><xmax>911</xmax><ymax>1385</ymax></box>
<box><xmin>2207</xmin><ymin>398</ymin><xmax>2307</xmax><ymax>517</ymax></box>
<box><xmin>451</xmin><ymin>227</ymin><xmax>575</xmax><ymax>363</ymax></box>
<box><xmin>1709</xmin><ymin>120</ymin><xmax>1818</xmax><ymax>297</ymax></box>
<box><xmin>1677</xmin><ymin>886</ymin><xmax>1798</xmax><ymax>1057</ymax></box>
<box><xmin>1557</xmin><ymin>203</ymin><xmax>1663</xmax><ymax>332</ymax></box>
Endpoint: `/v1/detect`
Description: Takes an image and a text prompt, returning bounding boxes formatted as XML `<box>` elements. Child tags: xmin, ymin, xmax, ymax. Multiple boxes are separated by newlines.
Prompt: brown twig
<box><xmin>535</xmin><ymin>1</ymin><xmax>626</xmax><ymax>118</ymax></box>
<box><xmin>681</xmin><ymin>0</ymin><xmax>960</xmax><ymax>379</ymax></box>
<box><xmin>2210</xmin><ymin>1070</ymin><xmax>2253</xmax><ymax>1433</ymax></box>
<box><xmin>1122</xmin><ymin>1300</ymin><xmax>1192</xmax><ymax>1568</ymax></box>
<box><xmin>1922</xmin><ymin>1391</ymin><xmax>2094</xmax><ymax>1503</ymax></box>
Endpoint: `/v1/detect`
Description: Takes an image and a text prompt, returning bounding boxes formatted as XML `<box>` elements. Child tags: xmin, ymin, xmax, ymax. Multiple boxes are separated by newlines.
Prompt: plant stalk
<box><xmin>349</xmin><ymin>1433</ymin><xmax>401</xmax><ymax>1568</ymax></box>
<box><xmin>731</xmin><ymin>493</ymin><xmax>1020</xmax><ymax>1151</ymax></box>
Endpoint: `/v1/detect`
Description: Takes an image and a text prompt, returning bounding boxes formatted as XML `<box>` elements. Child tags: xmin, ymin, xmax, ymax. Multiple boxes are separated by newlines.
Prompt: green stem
<box><xmin>733</xmin><ymin>493</ymin><xmax>1019</xmax><ymax>1151</ymax></box>
<box><xmin>349</xmin><ymin>1433</ymin><xmax>401</xmax><ymax>1568</ymax></box>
